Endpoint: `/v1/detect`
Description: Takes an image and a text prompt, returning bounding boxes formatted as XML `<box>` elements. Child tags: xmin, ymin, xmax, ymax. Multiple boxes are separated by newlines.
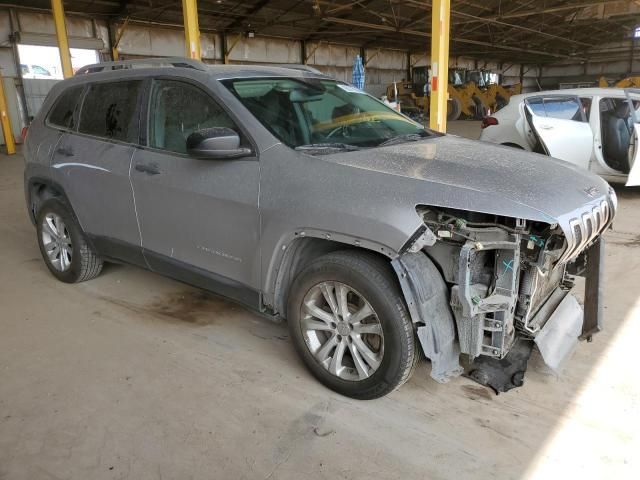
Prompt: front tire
<box><xmin>36</xmin><ymin>198</ymin><xmax>103</xmax><ymax>283</ymax></box>
<box><xmin>287</xmin><ymin>250</ymin><xmax>418</xmax><ymax>399</ymax></box>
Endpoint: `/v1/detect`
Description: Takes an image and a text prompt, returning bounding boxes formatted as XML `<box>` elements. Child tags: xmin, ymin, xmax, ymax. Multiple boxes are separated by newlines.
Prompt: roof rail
<box><xmin>271</xmin><ymin>64</ymin><xmax>324</xmax><ymax>75</ymax></box>
<box><xmin>75</xmin><ymin>57</ymin><xmax>207</xmax><ymax>76</ymax></box>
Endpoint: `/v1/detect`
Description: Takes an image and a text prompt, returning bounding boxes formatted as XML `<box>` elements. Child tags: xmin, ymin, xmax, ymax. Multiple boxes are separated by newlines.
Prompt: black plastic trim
<box><xmin>87</xmin><ymin>235</ymin><xmax>147</xmax><ymax>269</ymax></box>
<box><xmin>86</xmin><ymin>235</ymin><xmax>261</xmax><ymax>311</ymax></box>
<box><xmin>143</xmin><ymin>249</ymin><xmax>261</xmax><ymax>310</ymax></box>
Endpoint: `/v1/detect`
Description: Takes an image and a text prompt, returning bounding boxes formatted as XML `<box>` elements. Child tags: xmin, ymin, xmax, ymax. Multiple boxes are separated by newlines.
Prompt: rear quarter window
<box><xmin>78</xmin><ymin>80</ymin><xmax>143</xmax><ymax>143</ymax></box>
<box><xmin>543</xmin><ymin>97</ymin><xmax>583</xmax><ymax>121</ymax></box>
<box><xmin>525</xmin><ymin>96</ymin><xmax>585</xmax><ymax>122</ymax></box>
<box><xmin>47</xmin><ymin>85</ymin><xmax>84</xmax><ymax>130</ymax></box>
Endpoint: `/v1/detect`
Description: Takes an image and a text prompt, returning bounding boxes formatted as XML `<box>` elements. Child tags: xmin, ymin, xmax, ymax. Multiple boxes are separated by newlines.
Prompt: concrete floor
<box><xmin>1</xmin><ymin>145</ymin><xmax>639</xmax><ymax>480</ymax></box>
<box><xmin>446</xmin><ymin>120</ymin><xmax>483</xmax><ymax>140</ymax></box>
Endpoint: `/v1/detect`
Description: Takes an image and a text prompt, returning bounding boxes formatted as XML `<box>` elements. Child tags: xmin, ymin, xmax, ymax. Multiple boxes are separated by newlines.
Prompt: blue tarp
<box><xmin>352</xmin><ymin>55</ymin><xmax>365</xmax><ymax>90</ymax></box>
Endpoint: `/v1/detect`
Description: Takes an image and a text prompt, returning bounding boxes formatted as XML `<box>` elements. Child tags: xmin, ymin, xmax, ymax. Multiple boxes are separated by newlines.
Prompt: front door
<box><xmin>130</xmin><ymin>78</ymin><xmax>260</xmax><ymax>301</ymax></box>
<box><xmin>524</xmin><ymin>95</ymin><xmax>593</xmax><ymax>169</ymax></box>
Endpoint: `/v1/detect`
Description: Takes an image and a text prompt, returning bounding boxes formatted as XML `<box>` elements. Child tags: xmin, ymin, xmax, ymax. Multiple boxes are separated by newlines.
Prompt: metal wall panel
<box><xmin>0</xmin><ymin>48</ymin><xmax>16</xmax><ymax>76</ymax></box>
<box><xmin>22</xmin><ymin>78</ymin><xmax>59</xmax><ymax>118</ymax></box>
<box><xmin>18</xmin><ymin>11</ymin><xmax>95</xmax><ymax>38</ymax></box>
<box><xmin>307</xmin><ymin>42</ymin><xmax>360</xmax><ymax>67</ymax></box>
<box><xmin>0</xmin><ymin>8</ymin><xmax>11</xmax><ymax>41</ymax></box>
<box><xmin>364</xmin><ymin>48</ymin><xmax>407</xmax><ymax>70</ymax></box>
<box><xmin>117</xmin><ymin>25</ymin><xmax>221</xmax><ymax>60</ymax></box>
<box><xmin>228</xmin><ymin>36</ymin><xmax>300</xmax><ymax>64</ymax></box>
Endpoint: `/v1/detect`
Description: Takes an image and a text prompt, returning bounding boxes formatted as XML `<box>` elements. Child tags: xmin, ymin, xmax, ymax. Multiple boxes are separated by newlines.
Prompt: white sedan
<box><xmin>479</xmin><ymin>87</ymin><xmax>640</xmax><ymax>186</ymax></box>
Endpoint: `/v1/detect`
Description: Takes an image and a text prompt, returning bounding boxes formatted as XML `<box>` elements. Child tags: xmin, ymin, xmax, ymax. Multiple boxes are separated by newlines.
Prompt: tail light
<box><xmin>481</xmin><ymin>116</ymin><xmax>499</xmax><ymax>129</ymax></box>
<box><xmin>21</xmin><ymin>126</ymin><xmax>28</xmax><ymax>143</ymax></box>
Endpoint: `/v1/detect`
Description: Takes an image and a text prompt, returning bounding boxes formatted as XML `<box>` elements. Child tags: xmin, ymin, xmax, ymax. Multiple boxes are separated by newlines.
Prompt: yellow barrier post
<box><xmin>51</xmin><ymin>0</ymin><xmax>73</xmax><ymax>78</ymax></box>
<box><xmin>0</xmin><ymin>74</ymin><xmax>15</xmax><ymax>155</ymax></box>
<box><xmin>182</xmin><ymin>0</ymin><xmax>201</xmax><ymax>60</ymax></box>
<box><xmin>429</xmin><ymin>0</ymin><xmax>451</xmax><ymax>133</ymax></box>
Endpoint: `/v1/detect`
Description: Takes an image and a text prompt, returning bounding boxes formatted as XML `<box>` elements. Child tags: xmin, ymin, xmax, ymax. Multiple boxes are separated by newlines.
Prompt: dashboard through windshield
<box><xmin>222</xmin><ymin>77</ymin><xmax>435</xmax><ymax>152</ymax></box>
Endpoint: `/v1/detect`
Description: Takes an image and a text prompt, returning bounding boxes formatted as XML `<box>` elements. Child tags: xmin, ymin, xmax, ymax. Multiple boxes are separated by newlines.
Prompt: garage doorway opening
<box><xmin>17</xmin><ymin>44</ymin><xmax>99</xmax><ymax>118</ymax></box>
<box><xmin>18</xmin><ymin>44</ymin><xmax>99</xmax><ymax>79</ymax></box>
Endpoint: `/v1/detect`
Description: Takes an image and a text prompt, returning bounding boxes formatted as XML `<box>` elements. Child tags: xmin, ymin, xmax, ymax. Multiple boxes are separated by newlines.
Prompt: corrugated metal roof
<box><xmin>6</xmin><ymin>0</ymin><xmax>640</xmax><ymax>63</ymax></box>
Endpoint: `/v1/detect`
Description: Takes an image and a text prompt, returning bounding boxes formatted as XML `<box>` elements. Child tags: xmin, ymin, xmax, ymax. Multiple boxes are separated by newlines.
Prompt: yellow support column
<box><xmin>182</xmin><ymin>0</ymin><xmax>201</xmax><ymax>60</ymax></box>
<box><xmin>429</xmin><ymin>0</ymin><xmax>451</xmax><ymax>133</ymax></box>
<box><xmin>51</xmin><ymin>0</ymin><xmax>73</xmax><ymax>79</ymax></box>
<box><xmin>0</xmin><ymin>74</ymin><xmax>16</xmax><ymax>155</ymax></box>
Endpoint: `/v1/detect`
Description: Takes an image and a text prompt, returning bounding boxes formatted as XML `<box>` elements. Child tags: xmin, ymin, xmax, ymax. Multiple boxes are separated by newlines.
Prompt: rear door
<box><xmin>625</xmin><ymin>89</ymin><xmax>640</xmax><ymax>186</ymax></box>
<box><xmin>627</xmin><ymin>124</ymin><xmax>640</xmax><ymax>186</ymax></box>
<box><xmin>130</xmin><ymin>78</ymin><xmax>260</xmax><ymax>299</ymax></box>
<box><xmin>524</xmin><ymin>95</ymin><xmax>593</xmax><ymax>169</ymax></box>
<box><xmin>52</xmin><ymin>79</ymin><xmax>145</xmax><ymax>264</ymax></box>
<box><xmin>32</xmin><ymin>84</ymin><xmax>83</xmax><ymax>169</ymax></box>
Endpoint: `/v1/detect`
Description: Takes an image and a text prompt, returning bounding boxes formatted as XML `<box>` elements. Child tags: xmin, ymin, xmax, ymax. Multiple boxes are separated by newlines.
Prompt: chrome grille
<box><xmin>559</xmin><ymin>199</ymin><xmax>612</xmax><ymax>263</ymax></box>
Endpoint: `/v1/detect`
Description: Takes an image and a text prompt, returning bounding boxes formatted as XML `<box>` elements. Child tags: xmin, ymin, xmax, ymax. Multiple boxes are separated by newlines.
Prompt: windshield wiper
<box><xmin>295</xmin><ymin>143</ymin><xmax>361</xmax><ymax>154</ymax></box>
<box><xmin>378</xmin><ymin>132</ymin><xmax>429</xmax><ymax>147</ymax></box>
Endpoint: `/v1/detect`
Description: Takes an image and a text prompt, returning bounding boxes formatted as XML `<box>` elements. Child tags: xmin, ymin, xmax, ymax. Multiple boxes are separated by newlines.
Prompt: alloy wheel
<box><xmin>41</xmin><ymin>213</ymin><xmax>73</xmax><ymax>272</ymax></box>
<box><xmin>301</xmin><ymin>281</ymin><xmax>384</xmax><ymax>381</ymax></box>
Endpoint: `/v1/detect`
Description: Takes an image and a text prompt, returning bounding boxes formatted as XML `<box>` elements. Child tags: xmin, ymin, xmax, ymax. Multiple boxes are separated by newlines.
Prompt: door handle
<box><xmin>135</xmin><ymin>163</ymin><xmax>161</xmax><ymax>175</ymax></box>
<box><xmin>539</xmin><ymin>124</ymin><xmax>553</xmax><ymax>130</ymax></box>
<box><xmin>56</xmin><ymin>146</ymin><xmax>74</xmax><ymax>157</ymax></box>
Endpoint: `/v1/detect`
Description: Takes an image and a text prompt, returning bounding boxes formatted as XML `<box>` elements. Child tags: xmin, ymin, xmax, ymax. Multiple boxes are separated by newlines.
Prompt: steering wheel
<box><xmin>326</xmin><ymin>123</ymin><xmax>356</xmax><ymax>139</ymax></box>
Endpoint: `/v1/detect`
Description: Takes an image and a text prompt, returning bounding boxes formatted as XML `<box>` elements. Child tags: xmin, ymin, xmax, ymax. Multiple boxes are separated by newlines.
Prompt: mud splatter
<box><xmin>99</xmin><ymin>289</ymin><xmax>238</xmax><ymax>325</ymax></box>
<box><xmin>147</xmin><ymin>289</ymin><xmax>238</xmax><ymax>325</ymax></box>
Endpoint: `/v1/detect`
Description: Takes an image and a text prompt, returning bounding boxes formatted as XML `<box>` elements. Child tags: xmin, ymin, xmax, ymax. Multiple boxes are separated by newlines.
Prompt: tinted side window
<box><xmin>543</xmin><ymin>97</ymin><xmax>583</xmax><ymax>121</ymax></box>
<box><xmin>148</xmin><ymin>80</ymin><xmax>237</xmax><ymax>154</ymax></box>
<box><xmin>79</xmin><ymin>80</ymin><xmax>143</xmax><ymax>143</ymax></box>
<box><xmin>48</xmin><ymin>85</ymin><xmax>84</xmax><ymax>129</ymax></box>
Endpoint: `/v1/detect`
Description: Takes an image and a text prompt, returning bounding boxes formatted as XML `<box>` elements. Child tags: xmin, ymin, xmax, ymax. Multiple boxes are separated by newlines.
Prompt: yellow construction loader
<box><xmin>599</xmin><ymin>76</ymin><xmax>640</xmax><ymax>88</ymax></box>
<box><xmin>481</xmin><ymin>82</ymin><xmax>522</xmax><ymax>113</ymax></box>
<box><xmin>384</xmin><ymin>67</ymin><xmax>520</xmax><ymax>122</ymax></box>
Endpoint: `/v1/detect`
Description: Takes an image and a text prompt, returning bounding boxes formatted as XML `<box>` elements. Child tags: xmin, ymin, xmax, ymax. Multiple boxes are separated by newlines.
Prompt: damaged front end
<box><xmin>393</xmin><ymin>199</ymin><xmax>615</xmax><ymax>393</ymax></box>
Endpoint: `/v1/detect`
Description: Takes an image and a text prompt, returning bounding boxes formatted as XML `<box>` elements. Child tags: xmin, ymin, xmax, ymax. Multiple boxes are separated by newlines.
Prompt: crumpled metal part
<box><xmin>465</xmin><ymin>338</ymin><xmax>534</xmax><ymax>394</ymax></box>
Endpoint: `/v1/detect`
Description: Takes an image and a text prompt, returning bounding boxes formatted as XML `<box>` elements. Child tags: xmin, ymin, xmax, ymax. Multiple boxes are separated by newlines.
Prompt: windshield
<box><xmin>222</xmin><ymin>77</ymin><xmax>435</xmax><ymax>151</ymax></box>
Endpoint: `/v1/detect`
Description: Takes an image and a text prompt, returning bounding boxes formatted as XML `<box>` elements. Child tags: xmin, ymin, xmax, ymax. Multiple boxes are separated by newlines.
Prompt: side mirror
<box><xmin>186</xmin><ymin>127</ymin><xmax>252</xmax><ymax>159</ymax></box>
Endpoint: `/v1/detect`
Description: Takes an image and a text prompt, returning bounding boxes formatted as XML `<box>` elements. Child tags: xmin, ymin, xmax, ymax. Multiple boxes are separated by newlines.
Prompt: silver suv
<box><xmin>24</xmin><ymin>58</ymin><xmax>616</xmax><ymax>399</ymax></box>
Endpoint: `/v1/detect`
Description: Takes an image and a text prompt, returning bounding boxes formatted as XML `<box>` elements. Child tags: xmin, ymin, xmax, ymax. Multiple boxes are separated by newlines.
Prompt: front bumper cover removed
<box><xmin>466</xmin><ymin>238</ymin><xmax>604</xmax><ymax>393</ymax></box>
<box><xmin>394</xmin><ymin>238</ymin><xmax>604</xmax><ymax>393</ymax></box>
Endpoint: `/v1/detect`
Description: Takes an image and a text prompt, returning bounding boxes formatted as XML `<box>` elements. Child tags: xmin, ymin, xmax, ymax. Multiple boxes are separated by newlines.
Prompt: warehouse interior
<box><xmin>1</xmin><ymin>1</ymin><xmax>639</xmax><ymax>479</ymax></box>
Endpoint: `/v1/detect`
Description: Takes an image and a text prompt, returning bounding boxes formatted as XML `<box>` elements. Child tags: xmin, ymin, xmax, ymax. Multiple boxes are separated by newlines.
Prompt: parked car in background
<box><xmin>20</xmin><ymin>63</ymin><xmax>54</xmax><ymax>79</ymax></box>
<box><xmin>23</xmin><ymin>58</ymin><xmax>616</xmax><ymax>398</ymax></box>
<box><xmin>480</xmin><ymin>87</ymin><xmax>640</xmax><ymax>186</ymax></box>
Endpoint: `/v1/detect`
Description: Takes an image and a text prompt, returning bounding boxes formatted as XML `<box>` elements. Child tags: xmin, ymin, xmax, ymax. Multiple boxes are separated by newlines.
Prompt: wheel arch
<box><xmin>26</xmin><ymin>177</ymin><xmax>71</xmax><ymax>225</ymax></box>
<box><xmin>267</xmin><ymin>234</ymin><xmax>397</xmax><ymax>318</ymax></box>
<box><xmin>501</xmin><ymin>142</ymin><xmax>525</xmax><ymax>150</ymax></box>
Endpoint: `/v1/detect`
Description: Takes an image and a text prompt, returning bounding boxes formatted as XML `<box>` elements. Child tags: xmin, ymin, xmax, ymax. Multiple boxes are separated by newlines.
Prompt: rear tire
<box><xmin>287</xmin><ymin>250</ymin><xmax>418</xmax><ymax>399</ymax></box>
<box><xmin>447</xmin><ymin>97</ymin><xmax>462</xmax><ymax>121</ymax></box>
<box><xmin>36</xmin><ymin>198</ymin><xmax>103</xmax><ymax>283</ymax></box>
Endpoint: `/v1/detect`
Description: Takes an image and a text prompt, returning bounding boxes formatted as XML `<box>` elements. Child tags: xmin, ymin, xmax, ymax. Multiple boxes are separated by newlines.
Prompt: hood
<box><xmin>321</xmin><ymin>135</ymin><xmax>613</xmax><ymax>225</ymax></box>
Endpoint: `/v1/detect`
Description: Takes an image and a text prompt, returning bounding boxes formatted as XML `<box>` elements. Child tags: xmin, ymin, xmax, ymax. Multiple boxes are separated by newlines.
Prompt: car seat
<box><xmin>253</xmin><ymin>90</ymin><xmax>299</xmax><ymax>145</ymax></box>
<box><xmin>602</xmin><ymin>102</ymin><xmax>631</xmax><ymax>173</ymax></box>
